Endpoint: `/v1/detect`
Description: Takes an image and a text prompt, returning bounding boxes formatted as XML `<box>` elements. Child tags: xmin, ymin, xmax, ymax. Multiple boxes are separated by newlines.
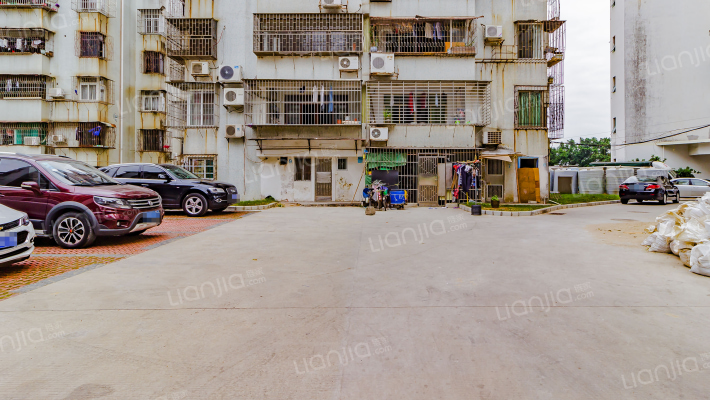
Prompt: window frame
<box><xmin>187</xmin><ymin>89</ymin><xmax>216</xmax><ymax>127</ymax></box>
<box><xmin>294</xmin><ymin>157</ymin><xmax>312</xmax><ymax>181</ymax></box>
<box><xmin>337</xmin><ymin>158</ymin><xmax>347</xmax><ymax>171</ymax></box>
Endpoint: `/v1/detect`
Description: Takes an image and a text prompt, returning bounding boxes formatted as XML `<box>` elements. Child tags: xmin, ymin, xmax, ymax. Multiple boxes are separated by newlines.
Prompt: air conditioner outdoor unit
<box><xmin>483</xmin><ymin>131</ymin><xmax>502</xmax><ymax>145</ymax></box>
<box><xmin>48</xmin><ymin>88</ymin><xmax>65</xmax><ymax>99</ymax></box>
<box><xmin>484</xmin><ymin>26</ymin><xmax>504</xmax><ymax>44</ymax></box>
<box><xmin>223</xmin><ymin>88</ymin><xmax>244</xmax><ymax>107</ymax></box>
<box><xmin>321</xmin><ymin>0</ymin><xmax>343</xmax><ymax>9</ymax></box>
<box><xmin>339</xmin><ymin>57</ymin><xmax>359</xmax><ymax>72</ymax></box>
<box><xmin>370</xmin><ymin>127</ymin><xmax>388</xmax><ymax>142</ymax></box>
<box><xmin>190</xmin><ymin>61</ymin><xmax>210</xmax><ymax>76</ymax></box>
<box><xmin>50</xmin><ymin>135</ymin><xmax>66</xmax><ymax>144</ymax></box>
<box><xmin>370</xmin><ymin>53</ymin><xmax>395</xmax><ymax>75</ymax></box>
<box><xmin>218</xmin><ymin>65</ymin><xmax>242</xmax><ymax>83</ymax></box>
<box><xmin>225</xmin><ymin>125</ymin><xmax>244</xmax><ymax>139</ymax></box>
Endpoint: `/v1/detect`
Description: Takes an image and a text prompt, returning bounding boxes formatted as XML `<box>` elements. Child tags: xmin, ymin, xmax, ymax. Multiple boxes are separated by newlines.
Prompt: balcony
<box><xmin>166</xmin><ymin>82</ymin><xmax>219</xmax><ymax>129</ymax></box>
<box><xmin>49</xmin><ymin>122</ymin><xmax>116</xmax><ymax>149</ymax></box>
<box><xmin>244</xmin><ymin>80</ymin><xmax>362</xmax><ymax>127</ymax></box>
<box><xmin>138</xmin><ymin>129</ymin><xmax>170</xmax><ymax>152</ymax></box>
<box><xmin>366</xmin><ymin>81</ymin><xmax>491</xmax><ymax>126</ymax></box>
<box><xmin>370</xmin><ymin>17</ymin><xmax>478</xmax><ymax>56</ymax></box>
<box><xmin>253</xmin><ymin>13</ymin><xmax>363</xmax><ymax>56</ymax></box>
<box><xmin>0</xmin><ymin>74</ymin><xmax>53</xmax><ymax>100</ymax></box>
<box><xmin>0</xmin><ymin>123</ymin><xmax>49</xmax><ymax>146</ymax></box>
<box><xmin>166</xmin><ymin>18</ymin><xmax>217</xmax><ymax>62</ymax></box>
<box><xmin>544</xmin><ymin>20</ymin><xmax>566</xmax><ymax>67</ymax></box>
<box><xmin>71</xmin><ymin>0</ymin><xmax>116</xmax><ymax>18</ymax></box>
<box><xmin>0</xmin><ymin>29</ymin><xmax>54</xmax><ymax>57</ymax></box>
<box><xmin>0</xmin><ymin>0</ymin><xmax>58</xmax><ymax>11</ymax></box>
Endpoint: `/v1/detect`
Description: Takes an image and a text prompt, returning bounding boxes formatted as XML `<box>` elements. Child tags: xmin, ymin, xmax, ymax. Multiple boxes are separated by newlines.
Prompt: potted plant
<box><xmin>383</xmin><ymin>109</ymin><xmax>392</xmax><ymax>124</ymax></box>
<box><xmin>491</xmin><ymin>195</ymin><xmax>500</xmax><ymax>208</ymax></box>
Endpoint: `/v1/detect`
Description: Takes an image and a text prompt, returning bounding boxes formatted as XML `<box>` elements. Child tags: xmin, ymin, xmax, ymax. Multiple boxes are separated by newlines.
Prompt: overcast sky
<box><xmin>561</xmin><ymin>2</ymin><xmax>610</xmax><ymax>142</ymax></box>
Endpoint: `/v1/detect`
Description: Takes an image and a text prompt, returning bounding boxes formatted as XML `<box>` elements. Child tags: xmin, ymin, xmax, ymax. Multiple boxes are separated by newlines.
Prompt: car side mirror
<box><xmin>159</xmin><ymin>174</ymin><xmax>171</xmax><ymax>181</ymax></box>
<box><xmin>20</xmin><ymin>181</ymin><xmax>41</xmax><ymax>194</ymax></box>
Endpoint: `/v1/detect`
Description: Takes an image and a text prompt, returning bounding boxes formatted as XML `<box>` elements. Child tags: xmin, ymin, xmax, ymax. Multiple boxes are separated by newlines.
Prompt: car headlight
<box><xmin>207</xmin><ymin>188</ymin><xmax>226</xmax><ymax>194</ymax></box>
<box><xmin>94</xmin><ymin>196</ymin><xmax>132</xmax><ymax>209</ymax></box>
<box><xmin>20</xmin><ymin>214</ymin><xmax>30</xmax><ymax>226</ymax></box>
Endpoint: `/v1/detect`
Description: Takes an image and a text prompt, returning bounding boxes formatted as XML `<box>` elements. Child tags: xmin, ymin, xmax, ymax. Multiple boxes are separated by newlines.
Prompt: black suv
<box><xmin>101</xmin><ymin>163</ymin><xmax>239</xmax><ymax>217</ymax></box>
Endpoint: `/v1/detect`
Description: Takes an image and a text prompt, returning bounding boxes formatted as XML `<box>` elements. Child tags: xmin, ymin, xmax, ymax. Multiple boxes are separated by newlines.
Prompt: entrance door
<box><xmin>315</xmin><ymin>158</ymin><xmax>332</xmax><ymax>201</ymax></box>
<box><xmin>418</xmin><ymin>156</ymin><xmax>438</xmax><ymax>206</ymax></box>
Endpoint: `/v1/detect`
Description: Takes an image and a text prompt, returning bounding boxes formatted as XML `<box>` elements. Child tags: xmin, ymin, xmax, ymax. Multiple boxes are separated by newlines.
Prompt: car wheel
<box><xmin>659</xmin><ymin>193</ymin><xmax>668</xmax><ymax>205</ymax></box>
<box><xmin>53</xmin><ymin>212</ymin><xmax>96</xmax><ymax>249</ymax></box>
<box><xmin>182</xmin><ymin>193</ymin><xmax>208</xmax><ymax>217</ymax></box>
<box><xmin>620</xmin><ymin>199</ymin><xmax>629</xmax><ymax>204</ymax></box>
<box><xmin>674</xmin><ymin>194</ymin><xmax>680</xmax><ymax>203</ymax></box>
<box><xmin>636</xmin><ymin>199</ymin><xmax>644</xmax><ymax>203</ymax></box>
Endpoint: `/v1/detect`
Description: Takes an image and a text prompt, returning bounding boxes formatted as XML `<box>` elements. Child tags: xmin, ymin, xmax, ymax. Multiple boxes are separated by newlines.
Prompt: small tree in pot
<box><xmin>491</xmin><ymin>195</ymin><xmax>500</xmax><ymax>208</ymax></box>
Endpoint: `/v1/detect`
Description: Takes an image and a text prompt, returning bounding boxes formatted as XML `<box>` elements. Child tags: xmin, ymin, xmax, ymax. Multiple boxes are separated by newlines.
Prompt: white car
<box><xmin>0</xmin><ymin>204</ymin><xmax>35</xmax><ymax>267</ymax></box>
<box><xmin>671</xmin><ymin>178</ymin><xmax>710</xmax><ymax>198</ymax></box>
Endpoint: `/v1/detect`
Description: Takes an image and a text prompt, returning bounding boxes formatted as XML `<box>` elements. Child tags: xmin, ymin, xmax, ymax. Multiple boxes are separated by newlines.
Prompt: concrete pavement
<box><xmin>0</xmin><ymin>203</ymin><xmax>708</xmax><ymax>399</ymax></box>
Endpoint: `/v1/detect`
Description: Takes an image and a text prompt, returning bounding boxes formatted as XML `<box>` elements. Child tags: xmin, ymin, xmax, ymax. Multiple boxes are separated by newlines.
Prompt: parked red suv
<box><xmin>0</xmin><ymin>154</ymin><xmax>164</xmax><ymax>248</ymax></box>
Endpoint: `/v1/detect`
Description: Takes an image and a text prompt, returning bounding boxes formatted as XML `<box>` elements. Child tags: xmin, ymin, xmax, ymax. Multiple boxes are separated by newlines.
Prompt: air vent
<box><xmin>220</xmin><ymin>66</ymin><xmax>233</xmax><ymax>80</ymax></box>
<box><xmin>340</xmin><ymin>58</ymin><xmax>350</xmax><ymax>68</ymax></box>
<box><xmin>372</xmin><ymin>57</ymin><xmax>385</xmax><ymax>69</ymax></box>
<box><xmin>487</xmin><ymin>26</ymin><xmax>499</xmax><ymax>37</ymax></box>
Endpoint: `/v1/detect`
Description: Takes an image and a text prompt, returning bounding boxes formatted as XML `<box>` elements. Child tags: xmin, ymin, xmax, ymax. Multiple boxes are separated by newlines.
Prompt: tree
<box><xmin>550</xmin><ymin>137</ymin><xmax>611</xmax><ymax>167</ymax></box>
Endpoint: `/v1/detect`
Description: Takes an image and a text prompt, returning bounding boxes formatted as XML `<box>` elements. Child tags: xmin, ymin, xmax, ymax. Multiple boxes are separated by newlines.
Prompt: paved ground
<box><xmin>0</xmin><ymin>203</ymin><xmax>708</xmax><ymax>399</ymax></box>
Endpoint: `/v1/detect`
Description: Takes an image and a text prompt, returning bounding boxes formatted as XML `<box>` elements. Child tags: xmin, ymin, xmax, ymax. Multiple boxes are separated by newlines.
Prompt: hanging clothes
<box><xmin>320</xmin><ymin>85</ymin><xmax>325</xmax><ymax>109</ymax></box>
<box><xmin>328</xmin><ymin>85</ymin><xmax>334</xmax><ymax>113</ymax></box>
<box><xmin>312</xmin><ymin>86</ymin><xmax>317</xmax><ymax>103</ymax></box>
<box><xmin>425</xmin><ymin>23</ymin><xmax>434</xmax><ymax>39</ymax></box>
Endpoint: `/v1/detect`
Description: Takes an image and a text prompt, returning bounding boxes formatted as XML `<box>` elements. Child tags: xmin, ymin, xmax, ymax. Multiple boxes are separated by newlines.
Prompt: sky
<box><xmin>560</xmin><ymin>2</ymin><xmax>611</xmax><ymax>142</ymax></box>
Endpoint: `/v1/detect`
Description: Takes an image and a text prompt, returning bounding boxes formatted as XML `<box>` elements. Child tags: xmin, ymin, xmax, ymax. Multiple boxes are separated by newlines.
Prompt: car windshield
<box><xmin>162</xmin><ymin>164</ymin><xmax>199</xmax><ymax>180</ymax></box>
<box><xmin>38</xmin><ymin>160</ymin><xmax>119</xmax><ymax>186</ymax></box>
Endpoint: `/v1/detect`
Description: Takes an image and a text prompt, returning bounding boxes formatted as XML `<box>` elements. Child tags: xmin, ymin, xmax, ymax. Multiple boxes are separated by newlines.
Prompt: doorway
<box><xmin>315</xmin><ymin>158</ymin><xmax>332</xmax><ymax>201</ymax></box>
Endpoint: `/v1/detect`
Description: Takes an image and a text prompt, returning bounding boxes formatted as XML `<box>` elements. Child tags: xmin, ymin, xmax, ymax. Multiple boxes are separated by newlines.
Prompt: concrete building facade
<box><xmin>1</xmin><ymin>0</ymin><xmax>565</xmax><ymax>204</ymax></box>
<box><xmin>610</xmin><ymin>0</ymin><xmax>710</xmax><ymax>175</ymax></box>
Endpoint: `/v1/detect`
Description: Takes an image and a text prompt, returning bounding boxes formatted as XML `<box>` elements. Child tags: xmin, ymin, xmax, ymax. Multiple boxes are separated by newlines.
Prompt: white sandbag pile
<box><xmin>642</xmin><ymin>192</ymin><xmax>710</xmax><ymax>277</ymax></box>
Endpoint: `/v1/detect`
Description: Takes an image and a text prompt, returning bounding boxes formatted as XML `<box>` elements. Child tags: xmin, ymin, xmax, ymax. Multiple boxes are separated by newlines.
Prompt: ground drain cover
<box><xmin>549</xmin><ymin>212</ymin><xmax>566</xmax><ymax>215</ymax></box>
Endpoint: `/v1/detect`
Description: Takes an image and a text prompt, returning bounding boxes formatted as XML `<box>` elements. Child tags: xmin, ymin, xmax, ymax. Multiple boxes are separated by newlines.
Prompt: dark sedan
<box><xmin>619</xmin><ymin>176</ymin><xmax>680</xmax><ymax>205</ymax></box>
<box><xmin>100</xmin><ymin>163</ymin><xmax>239</xmax><ymax>217</ymax></box>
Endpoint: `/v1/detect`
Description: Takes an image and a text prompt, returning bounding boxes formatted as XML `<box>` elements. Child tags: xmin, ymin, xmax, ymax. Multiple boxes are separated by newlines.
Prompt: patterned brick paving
<box><xmin>0</xmin><ymin>212</ymin><xmax>247</xmax><ymax>300</ymax></box>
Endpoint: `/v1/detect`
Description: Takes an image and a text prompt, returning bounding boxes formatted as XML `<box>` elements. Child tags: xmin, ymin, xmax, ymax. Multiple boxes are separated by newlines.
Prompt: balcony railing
<box><xmin>138</xmin><ymin>129</ymin><xmax>170</xmax><ymax>152</ymax></box>
<box><xmin>0</xmin><ymin>75</ymin><xmax>53</xmax><ymax>99</ymax></box>
<box><xmin>0</xmin><ymin>29</ymin><xmax>54</xmax><ymax>56</ymax></box>
<box><xmin>366</xmin><ymin>81</ymin><xmax>491</xmax><ymax>126</ymax></box>
<box><xmin>0</xmin><ymin>123</ymin><xmax>49</xmax><ymax>146</ymax></box>
<box><xmin>544</xmin><ymin>20</ymin><xmax>566</xmax><ymax>67</ymax></box>
<box><xmin>49</xmin><ymin>122</ymin><xmax>116</xmax><ymax>148</ymax></box>
<box><xmin>547</xmin><ymin>85</ymin><xmax>564</xmax><ymax>139</ymax></box>
<box><xmin>370</xmin><ymin>17</ymin><xmax>477</xmax><ymax>56</ymax></box>
<box><xmin>244</xmin><ymin>80</ymin><xmax>362</xmax><ymax>127</ymax></box>
<box><xmin>71</xmin><ymin>0</ymin><xmax>117</xmax><ymax>17</ymax></box>
<box><xmin>166</xmin><ymin>18</ymin><xmax>218</xmax><ymax>61</ymax></box>
<box><xmin>0</xmin><ymin>0</ymin><xmax>58</xmax><ymax>11</ymax></box>
<box><xmin>166</xmin><ymin>83</ymin><xmax>219</xmax><ymax>129</ymax></box>
<box><xmin>253</xmin><ymin>14</ymin><xmax>363</xmax><ymax>56</ymax></box>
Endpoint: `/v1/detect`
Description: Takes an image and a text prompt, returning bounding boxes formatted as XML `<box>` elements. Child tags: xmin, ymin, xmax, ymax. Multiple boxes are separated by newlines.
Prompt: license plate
<box><xmin>143</xmin><ymin>211</ymin><xmax>161</xmax><ymax>223</ymax></box>
<box><xmin>0</xmin><ymin>233</ymin><xmax>18</xmax><ymax>249</ymax></box>
<box><xmin>230</xmin><ymin>194</ymin><xmax>238</xmax><ymax>202</ymax></box>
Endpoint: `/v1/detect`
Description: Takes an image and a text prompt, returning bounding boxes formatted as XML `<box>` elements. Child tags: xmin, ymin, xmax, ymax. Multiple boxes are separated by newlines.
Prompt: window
<box><xmin>142</xmin><ymin>91</ymin><xmax>165</xmax><ymax>112</ymax></box>
<box><xmin>79</xmin><ymin>32</ymin><xmax>106</xmax><ymax>58</ymax></box>
<box><xmin>612</xmin><ymin>77</ymin><xmax>616</xmax><ymax>93</ymax></box>
<box><xmin>115</xmin><ymin>166</ymin><xmax>142</xmax><ymax>179</ymax></box>
<box><xmin>516</xmin><ymin>90</ymin><xmax>545</xmax><ymax>128</ymax></box>
<box><xmin>139</xmin><ymin>130</ymin><xmax>167</xmax><ymax>152</ymax></box>
<box><xmin>142</xmin><ymin>166</ymin><xmax>166</xmax><ymax>180</ymax></box>
<box><xmin>370</xmin><ymin>18</ymin><xmax>476</xmax><ymax>55</ymax></box>
<box><xmin>487</xmin><ymin>159</ymin><xmax>503</xmax><ymax>175</ymax></box>
<box><xmin>0</xmin><ymin>29</ymin><xmax>53</xmax><ymax>56</ymax></box>
<box><xmin>612</xmin><ymin>36</ymin><xmax>616</xmax><ymax>52</ymax></box>
<box><xmin>519</xmin><ymin>158</ymin><xmax>539</xmax><ymax>168</ymax></box>
<box><xmin>516</xmin><ymin>23</ymin><xmax>543</xmax><ymax>59</ymax></box>
<box><xmin>337</xmin><ymin>158</ymin><xmax>347</xmax><ymax>170</ymax></box>
<box><xmin>0</xmin><ymin>75</ymin><xmax>51</xmax><ymax>99</ymax></box>
<box><xmin>79</xmin><ymin>77</ymin><xmax>105</xmax><ymax>102</ymax></box>
<box><xmin>188</xmin><ymin>90</ymin><xmax>215</xmax><ymax>126</ymax></box>
<box><xmin>0</xmin><ymin>123</ymin><xmax>48</xmax><ymax>146</ymax></box>
<box><xmin>253</xmin><ymin>13</ymin><xmax>363</xmax><ymax>55</ymax></box>
<box><xmin>0</xmin><ymin>159</ymin><xmax>38</xmax><ymax>187</ymax></box>
<box><xmin>692</xmin><ymin>179</ymin><xmax>710</xmax><ymax>187</ymax></box>
<box><xmin>140</xmin><ymin>9</ymin><xmax>163</xmax><ymax>35</ymax></box>
<box><xmin>612</xmin><ymin>118</ymin><xmax>617</xmax><ymax>134</ymax></box>
<box><xmin>294</xmin><ymin>157</ymin><xmax>312</xmax><ymax>181</ymax></box>
<box><xmin>674</xmin><ymin>179</ymin><xmax>691</xmax><ymax>186</ymax></box>
<box><xmin>183</xmin><ymin>156</ymin><xmax>215</xmax><ymax>180</ymax></box>
<box><xmin>143</xmin><ymin>51</ymin><xmax>164</xmax><ymax>74</ymax></box>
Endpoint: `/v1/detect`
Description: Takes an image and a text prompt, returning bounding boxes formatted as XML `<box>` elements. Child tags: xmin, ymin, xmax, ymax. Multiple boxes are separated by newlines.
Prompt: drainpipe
<box><xmin>118</xmin><ymin>0</ymin><xmax>125</xmax><ymax>163</ymax></box>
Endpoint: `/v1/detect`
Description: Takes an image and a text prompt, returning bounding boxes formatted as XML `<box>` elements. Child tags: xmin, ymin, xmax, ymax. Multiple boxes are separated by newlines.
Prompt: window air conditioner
<box><xmin>48</xmin><ymin>88</ymin><xmax>65</xmax><ymax>99</ymax></box>
<box><xmin>223</xmin><ymin>88</ymin><xmax>244</xmax><ymax>107</ymax></box>
<box><xmin>370</xmin><ymin>53</ymin><xmax>395</xmax><ymax>75</ymax></box>
<box><xmin>218</xmin><ymin>65</ymin><xmax>242</xmax><ymax>83</ymax></box>
<box><xmin>190</xmin><ymin>61</ymin><xmax>210</xmax><ymax>76</ymax></box>
<box><xmin>225</xmin><ymin>125</ymin><xmax>244</xmax><ymax>139</ymax></box>
<box><xmin>370</xmin><ymin>127</ymin><xmax>388</xmax><ymax>142</ymax></box>
<box><xmin>483</xmin><ymin>131</ymin><xmax>502</xmax><ymax>145</ymax></box>
<box><xmin>321</xmin><ymin>0</ymin><xmax>343</xmax><ymax>9</ymax></box>
<box><xmin>339</xmin><ymin>57</ymin><xmax>359</xmax><ymax>72</ymax></box>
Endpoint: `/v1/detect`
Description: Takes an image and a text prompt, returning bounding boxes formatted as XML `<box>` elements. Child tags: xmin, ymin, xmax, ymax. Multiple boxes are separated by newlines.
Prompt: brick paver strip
<box><xmin>0</xmin><ymin>212</ymin><xmax>247</xmax><ymax>300</ymax></box>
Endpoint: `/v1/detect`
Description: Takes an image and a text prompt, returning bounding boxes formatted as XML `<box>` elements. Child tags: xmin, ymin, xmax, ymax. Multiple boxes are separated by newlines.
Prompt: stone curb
<box><xmin>447</xmin><ymin>200</ymin><xmax>621</xmax><ymax>217</ymax></box>
<box><xmin>226</xmin><ymin>202</ymin><xmax>278</xmax><ymax>212</ymax></box>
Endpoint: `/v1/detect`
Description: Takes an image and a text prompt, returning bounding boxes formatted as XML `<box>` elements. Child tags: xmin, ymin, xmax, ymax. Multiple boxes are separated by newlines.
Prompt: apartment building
<box><xmin>610</xmin><ymin>0</ymin><xmax>710</xmax><ymax>175</ymax></box>
<box><xmin>0</xmin><ymin>0</ymin><xmax>565</xmax><ymax>204</ymax></box>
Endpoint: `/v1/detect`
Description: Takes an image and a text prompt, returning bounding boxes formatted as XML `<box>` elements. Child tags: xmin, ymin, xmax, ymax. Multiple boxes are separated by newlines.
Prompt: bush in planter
<box><xmin>491</xmin><ymin>195</ymin><xmax>500</xmax><ymax>208</ymax></box>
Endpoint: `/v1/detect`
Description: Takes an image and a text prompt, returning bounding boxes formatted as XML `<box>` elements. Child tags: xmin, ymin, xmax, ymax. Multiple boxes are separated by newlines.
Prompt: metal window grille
<box><xmin>181</xmin><ymin>155</ymin><xmax>216</xmax><ymax>179</ymax></box>
<box><xmin>244</xmin><ymin>80</ymin><xmax>362</xmax><ymax>126</ymax></box>
<box><xmin>487</xmin><ymin>159</ymin><xmax>503</xmax><ymax>175</ymax></box>
<box><xmin>544</xmin><ymin>20</ymin><xmax>565</xmax><ymax>67</ymax></box>
<box><xmin>138</xmin><ymin>129</ymin><xmax>170</xmax><ymax>152</ymax></box>
<box><xmin>138</xmin><ymin>9</ymin><xmax>165</xmax><ymax>35</ymax></box>
<box><xmin>141</xmin><ymin>90</ymin><xmax>166</xmax><ymax>112</ymax></box>
<box><xmin>370</xmin><ymin>18</ymin><xmax>477</xmax><ymax>55</ymax></box>
<box><xmin>0</xmin><ymin>29</ymin><xmax>53</xmax><ymax>56</ymax></box>
<box><xmin>0</xmin><ymin>75</ymin><xmax>53</xmax><ymax>99</ymax></box>
<box><xmin>165</xmin><ymin>0</ymin><xmax>184</xmax><ymax>18</ymax></box>
<box><xmin>166</xmin><ymin>83</ymin><xmax>219</xmax><ymax>128</ymax></box>
<box><xmin>337</xmin><ymin>158</ymin><xmax>347</xmax><ymax>170</ymax></box>
<box><xmin>487</xmin><ymin>184</ymin><xmax>503</xmax><ymax>200</ymax></box>
<box><xmin>365</xmin><ymin>148</ymin><xmax>482</xmax><ymax>203</ymax></box>
<box><xmin>166</xmin><ymin>18</ymin><xmax>218</xmax><ymax>61</ymax></box>
<box><xmin>253</xmin><ymin>13</ymin><xmax>363</xmax><ymax>55</ymax></box>
<box><xmin>367</xmin><ymin>81</ymin><xmax>491</xmax><ymax>126</ymax></box>
<box><xmin>514</xmin><ymin>86</ymin><xmax>549</xmax><ymax>129</ymax></box>
<box><xmin>0</xmin><ymin>0</ymin><xmax>58</xmax><ymax>11</ymax></box>
<box><xmin>547</xmin><ymin>59</ymin><xmax>564</xmax><ymax>86</ymax></box>
<box><xmin>71</xmin><ymin>0</ymin><xmax>116</xmax><ymax>17</ymax></box>
<box><xmin>143</xmin><ymin>51</ymin><xmax>165</xmax><ymax>74</ymax></box>
<box><xmin>73</xmin><ymin>76</ymin><xmax>114</xmax><ymax>104</ymax></box>
<box><xmin>49</xmin><ymin>122</ymin><xmax>116</xmax><ymax>148</ymax></box>
<box><xmin>294</xmin><ymin>157</ymin><xmax>312</xmax><ymax>181</ymax></box>
<box><xmin>516</xmin><ymin>22</ymin><xmax>544</xmax><ymax>60</ymax></box>
<box><xmin>0</xmin><ymin>123</ymin><xmax>49</xmax><ymax>146</ymax></box>
<box><xmin>76</xmin><ymin>32</ymin><xmax>113</xmax><ymax>60</ymax></box>
<box><xmin>547</xmin><ymin>85</ymin><xmax>565</xmax><ymax>139</ymax></box>
<box><xmin>166</xmin><ymin>57</ymin><xmax>185</xmax><ymax>82</ymax></box>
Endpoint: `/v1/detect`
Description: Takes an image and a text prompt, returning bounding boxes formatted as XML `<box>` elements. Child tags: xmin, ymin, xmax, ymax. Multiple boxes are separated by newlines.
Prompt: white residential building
<box><xmin>610</xmin><ymin>0</ymin><xmax>710</xmax><ymax>174</ymax></box>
